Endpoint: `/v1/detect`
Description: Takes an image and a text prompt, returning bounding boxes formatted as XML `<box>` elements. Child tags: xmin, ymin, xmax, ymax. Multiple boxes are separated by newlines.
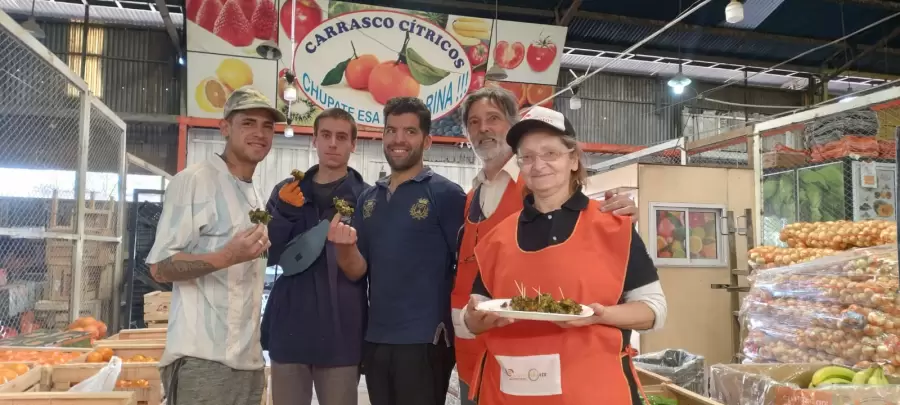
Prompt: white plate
<box><xmin>475</xmin><ymin>299</ymin><xmax>594</xmax><ymax>322</ymax></box>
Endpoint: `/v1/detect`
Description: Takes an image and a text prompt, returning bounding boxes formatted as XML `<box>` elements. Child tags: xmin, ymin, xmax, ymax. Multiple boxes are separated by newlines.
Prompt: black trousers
<box><xmin>363</xmin><ymin>342</ymin><xmax>455</xmax><ymax>405</ymax></box>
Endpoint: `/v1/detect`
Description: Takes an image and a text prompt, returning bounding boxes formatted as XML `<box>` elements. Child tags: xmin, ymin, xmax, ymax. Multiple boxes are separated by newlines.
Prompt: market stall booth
<box><xmin>584</xmin><ymin>162</ymin><xmax>756</xmax><ymax>366</ymax></box>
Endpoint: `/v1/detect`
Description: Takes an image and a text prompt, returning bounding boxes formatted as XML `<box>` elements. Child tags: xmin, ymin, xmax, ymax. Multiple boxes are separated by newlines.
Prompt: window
<box><xmin>648</xmin><ymin>203</ymin><xmax>727</xmax><ymax>267</ymax></box>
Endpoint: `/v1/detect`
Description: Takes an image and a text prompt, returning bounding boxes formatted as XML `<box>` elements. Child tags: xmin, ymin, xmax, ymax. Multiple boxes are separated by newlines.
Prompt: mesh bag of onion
<box><xmin>742</xmin><ymin>244</ymin><xmax>900</xmax><ymax>374</ymax></box>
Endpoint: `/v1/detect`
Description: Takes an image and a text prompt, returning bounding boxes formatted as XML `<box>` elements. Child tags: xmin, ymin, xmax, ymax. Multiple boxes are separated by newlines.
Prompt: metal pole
<box><xmin>111</xmin><ymin>115</ymin><xmax>127</xmax><ymax>333</ymax></box>
<box><xmin>751</xmin><ymin>133</ymin><xmax>763</xmax><ymax>247</ymax></box>
<box><xmin>80</xmin><ymin>6</ymin><xmax>89</xmax><ymax>79</ymax></box>
<box><xmin>71</xmin><ymin>93</ymin><xmax>91</xmax><ymax>323</ymax></box>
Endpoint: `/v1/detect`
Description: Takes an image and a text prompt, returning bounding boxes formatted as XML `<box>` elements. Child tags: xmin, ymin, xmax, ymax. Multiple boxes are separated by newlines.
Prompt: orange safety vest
<box><xmin>470</xmin><ymin>201</ymin><xmax>647</xmax><ymax>405</ymax></box>
<box><xmin>452</xmin><ymin>176</ymin><xmax>525</xmax><ymax>385</ymax></box>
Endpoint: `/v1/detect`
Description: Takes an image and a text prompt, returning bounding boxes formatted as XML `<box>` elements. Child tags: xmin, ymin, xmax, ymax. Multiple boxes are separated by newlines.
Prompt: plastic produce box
<box><xmin>709</xmin><ymin>363</ymin><xmax>900</xmax><ymax>405</ymax></box>
<box><xmin>634</xmin><ymin>349</ymin><xmax>706</xmax><ymax>395</ymax></box>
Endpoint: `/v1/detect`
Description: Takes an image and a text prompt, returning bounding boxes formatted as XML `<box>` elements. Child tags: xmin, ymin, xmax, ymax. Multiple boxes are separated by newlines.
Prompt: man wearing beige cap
<box><xmin>147</xmin><ymin>86</ymin><xmax>286</xmax><ymax>405</ymax></box>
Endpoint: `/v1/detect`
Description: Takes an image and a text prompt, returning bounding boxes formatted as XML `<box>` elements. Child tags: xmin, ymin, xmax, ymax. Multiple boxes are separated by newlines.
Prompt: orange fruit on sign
<box><xmin>367</xmin><ymin>61</ymin><xmax>420</xmax><ymax>105</ymax></box>
<box><xmin>525</xmin><ymin>84</ymin><xmax>553</xmax><ymax>108</ymax></box>
<box><xmin>345</xmin><ymin>54</ymin><xmax>380</xmax><ymax>90</ymax></box>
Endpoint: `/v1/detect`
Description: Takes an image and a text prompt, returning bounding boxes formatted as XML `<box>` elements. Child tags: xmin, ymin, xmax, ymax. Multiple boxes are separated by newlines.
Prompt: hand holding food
<box><xmin>465</xmin><ymin>294</ymin><xmax>514</xmax><ymax>335</ymax></box>
<box><xmin>249</xmin><ymin>209</ymin><xmax>273</xmax><ymax>225</ymax></box>
<box><xmin>223</xmin><ymin>224</ymin><xmax>270</xmax><ymax>263</ymax></box>
<box><xmin>333</xmin><ymin>197</ymin><xmax>354</xmax><ymax>217</ymax></box>
<box><xmin>328</xmin><ymin>213</ymin><xmax>357</xmax><ymax>246</ymax></box>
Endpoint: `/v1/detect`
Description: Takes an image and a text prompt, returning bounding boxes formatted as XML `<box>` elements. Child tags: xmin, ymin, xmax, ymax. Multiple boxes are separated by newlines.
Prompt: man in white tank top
<box><xmin>146</xmin><ymin>86</ymin><xmax>285</xmax><ymax>405</ymax></box>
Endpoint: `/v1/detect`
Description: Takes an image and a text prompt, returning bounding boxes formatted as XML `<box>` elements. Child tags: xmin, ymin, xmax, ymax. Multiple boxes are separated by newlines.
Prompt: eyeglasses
<box><xmin>516</xmin><ymin>149</ymin><xmax>574</xmax><ymax>167</ymax></box>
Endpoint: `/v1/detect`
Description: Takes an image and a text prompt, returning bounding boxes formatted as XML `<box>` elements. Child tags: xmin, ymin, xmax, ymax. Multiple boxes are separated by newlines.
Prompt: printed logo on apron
<box><xmin>495</xmin><ymin>354</ymin><xmax>562</xmax><ymax>396</ymax></box>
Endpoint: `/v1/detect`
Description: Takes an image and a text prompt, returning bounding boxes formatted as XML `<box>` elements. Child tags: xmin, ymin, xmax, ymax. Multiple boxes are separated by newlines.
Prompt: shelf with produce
<box><xmin>741</xmin><ymin>245</ymin><xmax>900</xmax><ymax>375</ymax></box>
<box><xmin>761</xmin><ymin>157</ymin><xmax>897</xmax><ymax>247</ymax></box>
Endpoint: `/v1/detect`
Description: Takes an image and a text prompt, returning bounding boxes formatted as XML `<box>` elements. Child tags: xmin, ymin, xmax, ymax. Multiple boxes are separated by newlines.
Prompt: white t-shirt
<box><xmin>146</xmin><ymin>154</ymin><xmax>266</xmax><ymax>370</ymax></box>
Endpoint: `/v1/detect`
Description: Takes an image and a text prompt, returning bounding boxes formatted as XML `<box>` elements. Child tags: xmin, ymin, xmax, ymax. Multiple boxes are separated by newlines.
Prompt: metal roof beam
<box><xmin>823</xmin><ymin>25</ymin><xmax>900</xmax><ymax>82</ymax></box>
<box><xmin>555</xmin><ymin>0</ymin><xmax>581</xmax><ymax>26</ymax></box>
<box><xmin>565</xmin><ymin>40</ymin><xmax>900</xmax><ymax>81</ymax></box>
<box><xmin>570</xmin><ymin>9</ymin><xmax>900</xmax><ymax>55</ymax></box>
<box><xmin>154</xmin><ymin>0</ymin><xmax>183</xmax><ymax>60</ymax></box>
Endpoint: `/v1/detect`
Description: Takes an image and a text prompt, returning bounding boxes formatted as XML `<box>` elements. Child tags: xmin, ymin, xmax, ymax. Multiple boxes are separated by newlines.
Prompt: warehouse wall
<box><xmin>186</xmin><ymin>129</ymin><xmax>482</xmax><ymax>196</ymax></box>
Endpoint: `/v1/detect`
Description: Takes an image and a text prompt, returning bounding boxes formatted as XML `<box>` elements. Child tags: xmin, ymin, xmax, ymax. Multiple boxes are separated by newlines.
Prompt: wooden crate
<box><xmin>33</xmin><ymin>301</ymin><xmax>102</xmax><ymax>331</ymax></box>
<box><xmin>637</xmin><ymin>366</ymin><xmax>672</xmax><ymax>386</ymax></box>
<box><xmin>142</xmin><ymin>292</ymin><xmax>170</xmax><ymax>325</ymax></box>
<box><xmin>0</xmin><ymin>347</ymin><xmax>91</xmax><ymax>365</ymax></box>
<box><xmin>0</xmin><ymin>363</ymin><xmax>42</xmax><ymax>393</ymax></box>
<box><xmin>104</xmin><ymin>329</ymin><xmax>166</xmax><ymax>343</ymax></box>
<box><xmin>44</xmin><ymin>363</ymin><xmax>159</xmax><ymax>405</ymax></box>
<box><xmin>86</xmin><ymin>343</ymin><xmax>164</xmax><ymax>363</ymax></box>
<box><xmin>643</xmin><ymin>383</ymin><xmax>722</xmax><ymax>405</ymax></box>
<box><xmin>0</xmin><ymin>392</ymin><xmax>136</xmax><ymax>404</ymax></box>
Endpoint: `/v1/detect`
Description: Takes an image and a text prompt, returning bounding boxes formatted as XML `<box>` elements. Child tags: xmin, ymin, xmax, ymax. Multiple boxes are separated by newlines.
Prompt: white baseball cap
<box><xmin>506</xmin><ymin>106</ymin><xmax>576</xmax><ymax>150</ymax></box>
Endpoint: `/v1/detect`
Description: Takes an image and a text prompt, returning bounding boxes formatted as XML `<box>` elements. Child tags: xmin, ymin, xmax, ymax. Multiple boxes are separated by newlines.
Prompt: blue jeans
<box><xmin>458</xmin><ymin>381</ymin><xmax>477</xmax><ymax>405</ymax></box>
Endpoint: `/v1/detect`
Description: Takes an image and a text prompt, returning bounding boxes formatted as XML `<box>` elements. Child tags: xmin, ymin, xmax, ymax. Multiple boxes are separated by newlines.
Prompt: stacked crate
<box><xmin>142</xmin><ymin>291</ymin><xmax>170</xmax><ymax>328</ymax></box>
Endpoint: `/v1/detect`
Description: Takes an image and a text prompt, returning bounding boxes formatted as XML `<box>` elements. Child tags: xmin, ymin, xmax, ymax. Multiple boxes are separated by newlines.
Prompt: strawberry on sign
<box><xmin>186</xmin><ymin>0</ymin><xmax>281</xmax><ymax>57</ymax></box>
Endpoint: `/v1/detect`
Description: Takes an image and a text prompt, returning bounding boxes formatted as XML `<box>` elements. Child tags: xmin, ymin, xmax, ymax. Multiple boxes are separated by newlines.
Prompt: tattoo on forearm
<box><xmin>156</xmin><ymin>256</ymin><xmax>216</xmax><ymax>281</ymax></box>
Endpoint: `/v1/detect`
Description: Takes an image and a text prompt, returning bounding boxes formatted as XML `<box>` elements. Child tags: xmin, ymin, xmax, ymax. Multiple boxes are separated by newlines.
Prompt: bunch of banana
<box><xmin>451</xmin><ymin>17</ymin><xmax>491</xmax><ymax>46</ymax></box>
<box><xmin>851</xmin><ymin>365</ymin><xmax>890</xmax><ymax>386</ymax></box>
<box><xmin>809</xmin><ymin>365</ymin><xmax>890</xmax><ymax>389</ymax></box>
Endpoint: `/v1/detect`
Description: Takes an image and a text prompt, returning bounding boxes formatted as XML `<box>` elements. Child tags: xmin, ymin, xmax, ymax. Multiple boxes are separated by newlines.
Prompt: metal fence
<box><xmin>0</xmin><ymin>10</ymin><xmax>126</xmax><ymax>336</ymax></box>
<box><xmin>753</xmin><ymin>86</ymin><xmax>900</xmax><ymax>248</ymax></box>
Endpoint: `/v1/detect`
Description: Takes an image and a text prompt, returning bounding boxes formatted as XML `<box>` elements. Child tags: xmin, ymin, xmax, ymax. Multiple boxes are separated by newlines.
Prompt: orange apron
<box><xmin>452</xmin><ymin>177</ymin><xmax>524</xmax><ymax>385</ymax></box>
<box><xmin>470</xmin><ymin>201</ymin><xmax>646</xmax><ymax>405</ymax></box>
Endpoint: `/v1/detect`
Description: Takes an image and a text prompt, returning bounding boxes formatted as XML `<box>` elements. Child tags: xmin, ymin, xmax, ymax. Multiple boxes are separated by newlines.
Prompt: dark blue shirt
<box><xmin>261</xmin><ymin>165</ymin><xmax>370</xmax><ymax>366</ymax></box>
<box><xmin>354</xmin><ymin>167</ymin><xmax>467</xmax><ymax>345</ymax></box>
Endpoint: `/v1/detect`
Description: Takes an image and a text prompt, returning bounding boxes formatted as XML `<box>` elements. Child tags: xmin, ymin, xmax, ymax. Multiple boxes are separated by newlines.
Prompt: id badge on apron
<box><xmin>494</xmin><ymin>354</ymin><xmax>563</xmax><ymax>396</ymax></box>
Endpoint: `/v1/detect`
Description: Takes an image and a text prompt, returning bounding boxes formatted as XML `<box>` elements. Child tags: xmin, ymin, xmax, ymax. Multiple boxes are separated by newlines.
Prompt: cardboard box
<box><xmin>710</xmin><ymin>363</ymin><xmax>900</xmax><ymax>405</ymax></box>
<box><xmin>143</xmin><ymin>292</ymin><xmax>170</xmax><ymax>325</ymax></box>
<box><xmin>0</xmin><ymin>331</ymin><xmax>92</xmax><ymax>349</ymax></box>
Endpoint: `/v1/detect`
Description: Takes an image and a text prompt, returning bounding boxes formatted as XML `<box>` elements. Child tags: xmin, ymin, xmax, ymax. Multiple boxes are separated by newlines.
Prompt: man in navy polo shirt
<box><xmin>328</xmin><ymin>97</ymin><xmax>466</xmax><ymax>405</ymax></box>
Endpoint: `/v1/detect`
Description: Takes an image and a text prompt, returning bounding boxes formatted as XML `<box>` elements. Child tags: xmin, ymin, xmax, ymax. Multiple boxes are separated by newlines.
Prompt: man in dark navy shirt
<box><xmin>328</xmin><ymin>97</ymin><xmax>467</xmax><ymax>405</ymax></box>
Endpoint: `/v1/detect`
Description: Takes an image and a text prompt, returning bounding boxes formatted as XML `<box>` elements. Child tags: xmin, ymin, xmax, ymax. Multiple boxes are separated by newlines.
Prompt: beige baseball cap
<box><xmin>223</xmin><ymin>86</ymin><xmax>287</xmax><ymax>123</ymax></box>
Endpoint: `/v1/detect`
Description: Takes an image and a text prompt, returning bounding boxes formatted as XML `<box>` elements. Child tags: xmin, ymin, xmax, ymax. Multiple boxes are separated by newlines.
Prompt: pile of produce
<box><xmin>779</xmin><ymin>220</ymin><xmax>896</xmax><ymax>250</ymax></box>
<box><xmin>66</xmin><ymin>316</ymin><xmax>108</xmax><ymax>341</ymax></box>
<box><xmin>85</xmin><ymin>348</ymin><xmax>158</xmax><ymax>363</ymax></box>
<box><xmin>0</xmin><ymin>350</ymin><xmax>83</xmax><ymax>365</ymax></box>
<box><xmin>0</xmin><ymin>363</ymin><xmax>31</xmax><ymax>384</ymax></box>
<box><xmin>805</xmin><ymin>364</ymin><xmax>889</xmax><ymax>388</ymax></box>
<box><xmin>742</xmin><ymin>245</ymin><xmax>900</xmax><ymax>375</ymax></box>
<box><xmin>748</xmin><ymin>246</ymin><xmax>837</xmax><ymax>270</ymax></box>
<box><xmin>643</xmin><ymin>396</ymin><xmax>677</xmax><ymax>405</ymax></box>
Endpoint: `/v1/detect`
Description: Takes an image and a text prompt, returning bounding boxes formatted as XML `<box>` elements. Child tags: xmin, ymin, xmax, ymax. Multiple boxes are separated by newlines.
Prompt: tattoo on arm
<box><xmin>155</xmin><ymin>256</ymin><xmax>217</xmax><ymax>282</ymax></box>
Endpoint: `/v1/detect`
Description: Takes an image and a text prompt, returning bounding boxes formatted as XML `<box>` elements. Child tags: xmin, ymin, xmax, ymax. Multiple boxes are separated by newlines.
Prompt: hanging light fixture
<box><xmin>484</xmin><ymin>0</ymin><xmax>507</xmax><ymax>81</ymax></box>
<box><xmin>569</xmin><ymin>87</ymin><xmax>582</xmax><ymax>110</ymax></box>
<box><xmin>22</xmin><ymin>0</ymin><xmax>44</xmax><ymax>39</ymax></box>
<box><xmin>667</xmin><ymin>64</ymin><xmax>691</xmax><ymax>95</ymax></box>
<box><xmin>725</xmin><ymin>0</ymin><xmax>744</xmax><ymax>24</ymax></box>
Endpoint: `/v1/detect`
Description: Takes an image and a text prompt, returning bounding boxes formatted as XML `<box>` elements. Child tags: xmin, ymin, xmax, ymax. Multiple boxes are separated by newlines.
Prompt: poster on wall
<box><xmin>187</xmin><ymin>53</ymin><xmax>278</xmax><ymax>119</ymax></box>
<box><xmin>486</xmin><ymin>20</ymin><xmax>566</xmax><ymax>86</ymax></box>
<box><xmin>187</xmin><ymin>0</ymin><xmax>566</xmax><ymax>134</ymax></box>
<box><xmin>184</xmin><ymin>0</ymin><xmax>280</xmax><ymax>57</ymax></box>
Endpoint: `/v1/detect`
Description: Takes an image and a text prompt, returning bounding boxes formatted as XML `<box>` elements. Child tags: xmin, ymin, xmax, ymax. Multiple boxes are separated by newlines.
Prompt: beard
<box><xmin>384</xmin><ymin>140</ymin><xmax>426</xmax><ymax>172</ymax></box>
<box><xmin>472</xmin><ymin>135</ymin><xmax>512</xmax><ymax>164</ymax></box>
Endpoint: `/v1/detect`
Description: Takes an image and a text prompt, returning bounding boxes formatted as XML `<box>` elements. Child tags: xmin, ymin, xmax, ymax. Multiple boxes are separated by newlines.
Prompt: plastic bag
<box><xmin>633</xmin><ymin>349</ymin><xmax>705</xmax><ymax>395</ymax></box>
<box><xmin>444</xmin><ymin>367</ymin><xmax>460</xmax><ymax>405</ymax></box>
<box><xmin>742</xmin><ymin>245</ymin><xmax>900</xmax><ymax>373</ymax></box>
<box><xmin>68</xmin><ymin>356</ymin><xmax>123</xmax><ymax>392</ymax></box>
<box><xmin>747</xmin><ymin>246</ymin><xmax>837</xmax><ymax>271</ymax></box>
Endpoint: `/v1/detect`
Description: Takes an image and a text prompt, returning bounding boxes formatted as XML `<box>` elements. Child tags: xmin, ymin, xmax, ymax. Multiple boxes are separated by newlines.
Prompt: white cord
<box><xmin>700</xmin><ymin>97</ymin><xmax>798</xmax><ymax>110</ymax></box>
<box><xmin>523</xmin><ymin>0</ymin><xmax>714</xmax><ymax>112</ymax></box>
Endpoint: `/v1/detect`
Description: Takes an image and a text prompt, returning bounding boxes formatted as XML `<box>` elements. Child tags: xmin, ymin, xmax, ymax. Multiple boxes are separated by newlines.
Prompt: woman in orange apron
<box><xmin>460</xmin><ymin>106</ymin><xmax>667</xmax><ymax>405</ymax></box>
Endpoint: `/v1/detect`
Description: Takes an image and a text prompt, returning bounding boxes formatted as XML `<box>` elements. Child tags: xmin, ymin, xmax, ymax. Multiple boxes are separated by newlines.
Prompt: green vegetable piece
<box><xmin>647</xmin><ymin>395</ymin><xmax>678</xmax><ymax>405</ymax></box>
<box><xmin>405</xmin><ymin>47</ymin><xmax>450</xmax><ymax>86</ymax></box>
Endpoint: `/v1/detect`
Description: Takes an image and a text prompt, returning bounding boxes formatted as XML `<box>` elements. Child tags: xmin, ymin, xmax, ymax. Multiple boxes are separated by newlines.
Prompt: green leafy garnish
<box><xmin>321</xmin><ymin>58</ymin><xmax>351</xmax><ymax>86</ymax></box>
<box><xmin>405</xmin><ymin>47</ymin><xmax>450</xmax><ymax>86</ymax></box>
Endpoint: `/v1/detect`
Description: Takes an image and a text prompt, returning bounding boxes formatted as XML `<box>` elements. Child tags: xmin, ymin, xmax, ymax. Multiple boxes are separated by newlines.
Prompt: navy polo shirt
<box><xmin>353</xmin><ymin>167</ymin><xmax>467</xmax><ymax>345</ymax></box>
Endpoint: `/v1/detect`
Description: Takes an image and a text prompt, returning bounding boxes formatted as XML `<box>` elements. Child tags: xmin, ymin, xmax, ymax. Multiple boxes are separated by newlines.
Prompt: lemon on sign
<box><xmin>195</xmin><ymin>78</ymin><xmax>228</xmax><ymax>113</ymax></box>
<box><xmin>216</xmin><ymin>58</ymin><xmax>254</xmax><ymax>91</ymax></box>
